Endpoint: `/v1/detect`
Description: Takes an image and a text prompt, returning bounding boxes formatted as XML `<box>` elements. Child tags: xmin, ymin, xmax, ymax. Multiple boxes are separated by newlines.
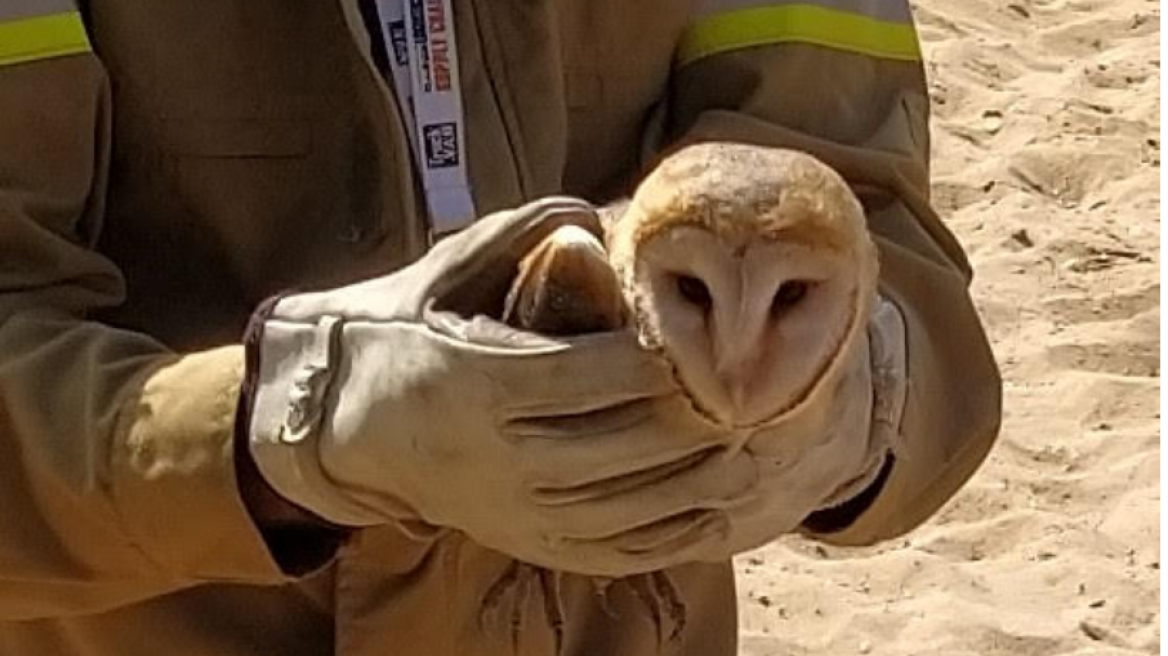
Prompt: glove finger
<box><xmin>526</xmin><ymin>446</ymin><xmax>757</xmax><ymax>541</ymax></box>
<box><xmin>572</xmin><ymin>508</ymin><xmax>728</xmax><ymax>556</ymax></box>
<box><xmin>506</xmin><ymin>394</ymin><xmax>731</xmax><ymax>486</ymax></box>
<box><xmin>504</xmin><ymin>394</ymin><xmax>663</xmax><ymax>439</ymax></box>
<box><xmin>485</xmin><ymin>330</ymin><xmax>678</xmax><ymax>413</ymax></box>
<box><xmin>526</xmin><ymin>510</ymin><xmax>733</xmax><ymax>578</ymax></box>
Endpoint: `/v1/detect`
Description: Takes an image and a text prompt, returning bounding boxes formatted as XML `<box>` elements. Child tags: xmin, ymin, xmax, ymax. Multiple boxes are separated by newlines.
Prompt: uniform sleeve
<box><xmin>0</xmin><ymin>6</ymin><xmax>290</xmax><ymax>620</ymax></box>
<box><xmin>658</xmin><ymin>0</ymin><xmax>1002</xmax><ymax>545</ymax></box>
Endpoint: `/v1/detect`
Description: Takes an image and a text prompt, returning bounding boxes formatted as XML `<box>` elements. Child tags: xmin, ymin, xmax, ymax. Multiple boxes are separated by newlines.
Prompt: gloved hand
<box><xmin>244</xmin><ymin>198</ymin><xmax>760</xmax><ymax>576</ymax></box>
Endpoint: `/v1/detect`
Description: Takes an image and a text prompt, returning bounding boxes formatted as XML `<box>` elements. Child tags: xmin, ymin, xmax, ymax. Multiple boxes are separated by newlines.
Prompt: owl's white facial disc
<box><xmin>630</xmin><ymin>226</ymin><xmax>861</xmax><ymax>428</ymax></box>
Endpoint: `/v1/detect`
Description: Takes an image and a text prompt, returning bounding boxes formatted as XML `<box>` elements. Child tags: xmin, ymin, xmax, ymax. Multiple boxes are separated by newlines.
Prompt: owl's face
<box><xmin>608</xmin><ymin>144</ymin><xmax>879</xmax><ymax>429</ymax></box>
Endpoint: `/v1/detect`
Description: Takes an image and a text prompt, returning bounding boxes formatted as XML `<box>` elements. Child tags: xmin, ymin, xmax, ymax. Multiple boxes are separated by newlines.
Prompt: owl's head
<box><xmin>607</xmin><ymin>143</ymin><xmax>879</xmax><ymax>429</ymax></box>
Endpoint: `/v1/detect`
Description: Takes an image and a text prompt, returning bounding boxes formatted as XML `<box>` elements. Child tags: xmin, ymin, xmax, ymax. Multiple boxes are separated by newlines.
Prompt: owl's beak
<box><xmin>715</xmin><ymin>358</ymin><xmax>760</xmax><ymax>418</ymax></box>
<box><xmin>708</xmin><ymin>272</ymin><xmax>774</xmax><ymax>427</ymax></box>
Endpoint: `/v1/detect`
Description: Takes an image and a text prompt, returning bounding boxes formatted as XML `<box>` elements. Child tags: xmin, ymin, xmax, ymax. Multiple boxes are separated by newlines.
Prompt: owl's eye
<box><xmin>772</xmin><ymin>281</ymin><xmax>811</xmax><ymax>315</ymax></box>
<box><xmin>675</xmin><ymin>275</ymin><xmax>713</xmax><ymax>312</ymax></box>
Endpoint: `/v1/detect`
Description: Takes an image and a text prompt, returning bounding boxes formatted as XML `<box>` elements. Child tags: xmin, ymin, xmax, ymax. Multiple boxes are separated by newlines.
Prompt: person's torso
<box><xmin>3</xmin><ymin>3</ymin><xmax>741</xmax><ymax>656</ymax></box>
<box><xmin>91</xmin><ymin>0</ymin><xmax>689</xmax><ymax>350</ymax></box>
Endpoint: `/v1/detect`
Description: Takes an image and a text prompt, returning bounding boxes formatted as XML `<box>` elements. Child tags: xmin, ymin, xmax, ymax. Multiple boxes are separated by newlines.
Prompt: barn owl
<box><xmin>490</xmin><ymin>143</ymin><xmax>880</xmax><ymax>651</ymax></box>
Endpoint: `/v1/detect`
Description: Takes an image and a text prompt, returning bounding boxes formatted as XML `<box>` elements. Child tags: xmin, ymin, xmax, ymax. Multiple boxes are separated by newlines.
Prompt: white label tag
<box><xmin>372</xmin><ymin>0</ymin><xmax>476</xmax><ymax>235</ymax></box>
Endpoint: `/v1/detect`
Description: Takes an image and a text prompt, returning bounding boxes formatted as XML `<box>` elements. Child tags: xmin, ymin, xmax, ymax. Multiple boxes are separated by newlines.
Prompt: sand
<box><xmin>736</xmin><ymin>0</ymin><xmax>1161</xmax><ymax>654</ymax></box>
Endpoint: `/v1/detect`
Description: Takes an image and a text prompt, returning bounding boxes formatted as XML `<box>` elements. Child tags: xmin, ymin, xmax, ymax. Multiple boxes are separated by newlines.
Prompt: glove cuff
<box><xmin>804</xmin><ymin>296</ymin><xmax>908</xmax><ymax>523</ymax></box>
<box><xmin>868</xmin><ymin>297</ymin><xmax>910</xmax><ymax>456</ymax></box>
<box><xmin>243</xmin><ymin>297</ymin><xmax>385</xmax><ymax>527</ymax></box>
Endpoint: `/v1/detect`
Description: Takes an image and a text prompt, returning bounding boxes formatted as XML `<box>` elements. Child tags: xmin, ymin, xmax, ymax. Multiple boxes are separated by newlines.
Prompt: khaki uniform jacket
<box><xmin>0</xmin><ymin>0</ymin><xmax>1001</xmax><ymax>654</ymax></box>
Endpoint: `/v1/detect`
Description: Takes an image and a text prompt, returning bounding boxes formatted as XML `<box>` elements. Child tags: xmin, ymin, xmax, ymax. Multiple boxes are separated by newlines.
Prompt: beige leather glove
<box><xmin>246</xmin><ymin>198</ymin><xmax>757</xmax><ymax>576</ymax></box>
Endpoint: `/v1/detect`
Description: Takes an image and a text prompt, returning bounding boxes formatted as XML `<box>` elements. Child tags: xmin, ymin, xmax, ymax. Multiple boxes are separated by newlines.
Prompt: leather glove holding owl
<box><xmin>244</xmin><ymin>197</ymin><xmax>760</xmax><ymax>578</ymax></box>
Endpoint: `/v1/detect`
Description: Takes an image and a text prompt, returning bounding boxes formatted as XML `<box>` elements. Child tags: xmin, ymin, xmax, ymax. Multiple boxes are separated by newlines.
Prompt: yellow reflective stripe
<box><xmin>678</xmin><ymin>4</ymin><xmax>921</xmax><ymax>66</ymax></box>
<box><xmin>0</xmin><ymin>12</ymin><xmax>91</xmax><ymax>67</ymax></box>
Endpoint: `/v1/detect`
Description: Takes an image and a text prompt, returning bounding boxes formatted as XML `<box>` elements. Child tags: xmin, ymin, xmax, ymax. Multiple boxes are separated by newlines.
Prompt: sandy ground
<box><xmin>736</xmin><ymin>0</ymin><xmax>1161</xmax><ymax>654</ymax></box>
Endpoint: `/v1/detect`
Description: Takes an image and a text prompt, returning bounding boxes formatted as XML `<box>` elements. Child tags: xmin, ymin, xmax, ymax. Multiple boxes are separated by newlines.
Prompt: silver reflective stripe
<box><xmin>692</xmin><ymin>0</ymin><xmax>913</xmax><ymax>24</ymax></box>
<box><xmin>0</xmin><ymin>0</ymin><xmax>78</xmax><ymax>22</ymax></box>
